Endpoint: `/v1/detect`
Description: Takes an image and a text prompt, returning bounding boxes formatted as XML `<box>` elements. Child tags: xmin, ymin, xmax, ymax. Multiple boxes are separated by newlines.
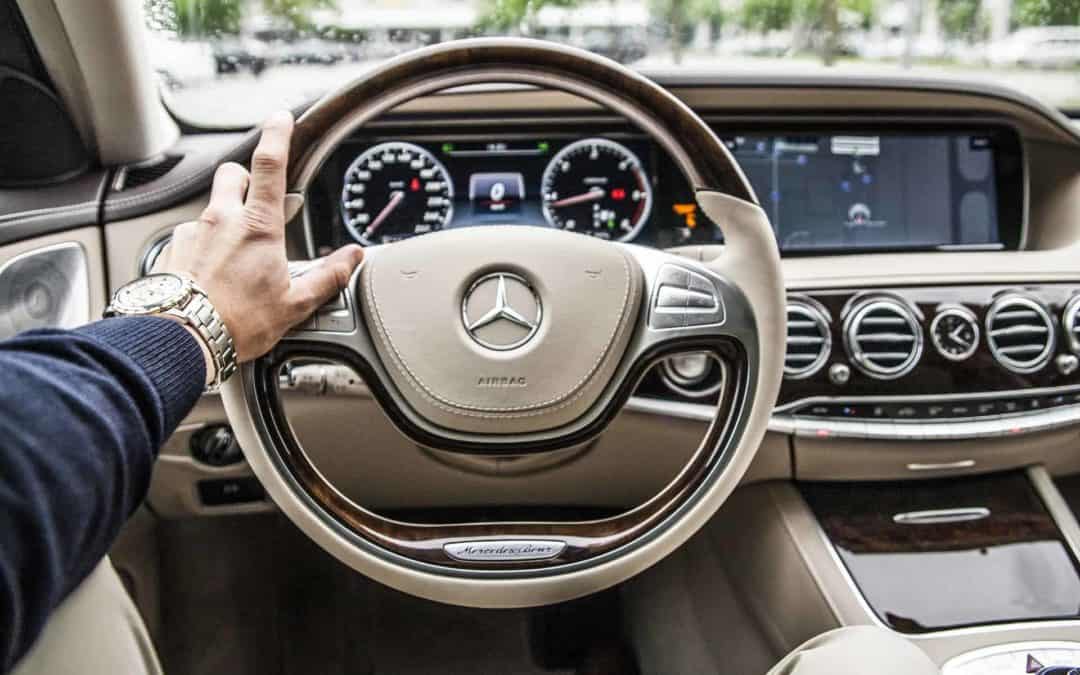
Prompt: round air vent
<box><xmin>1064</xmin><ymin>295</ymin><xmax>1080</xmax><ymax>355</ymax></box>
<box><xmin>986</xmin><ymin>294</ymin><xmax>1055</xmax><ymax>374</ymax></box>
<box><xmin>784</xmin><ymin>299</ymin><xmax>831</xmax><ymax>379</ymax></box>
<box><xmin>843</xmin><ymin>297</ymin><xmax>923</xmax><ymax>379</ymax></box>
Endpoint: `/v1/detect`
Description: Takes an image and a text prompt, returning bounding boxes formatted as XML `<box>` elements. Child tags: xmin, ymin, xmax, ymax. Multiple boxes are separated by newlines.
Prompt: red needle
<box><xmin>364</xmin><ymin>190</ymin><xmax>405</xmax><ymax>237</ymax></box>
<box><xmin>551</xmin><ymin>188</ymin><xmax>605</xmax><ymax>208</ymax></box>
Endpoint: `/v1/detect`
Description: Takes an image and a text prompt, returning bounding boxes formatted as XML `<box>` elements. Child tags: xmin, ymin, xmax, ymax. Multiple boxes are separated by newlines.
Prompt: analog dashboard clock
<box><xmin>930</xmin><ymin>305</ymin><xmax>980</xmax><ymax>361</ymax></box>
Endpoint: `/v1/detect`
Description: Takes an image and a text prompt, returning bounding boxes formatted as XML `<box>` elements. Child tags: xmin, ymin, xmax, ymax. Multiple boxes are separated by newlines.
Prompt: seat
<box><xmin>10</xmin><ymin>559</ymin><xmax>161</xmax><ymax>675</ymax></box>
<box><xmin>767</xmin><ymin>626</ymin><xmax>940</xmax><ymax>675</ymax></box>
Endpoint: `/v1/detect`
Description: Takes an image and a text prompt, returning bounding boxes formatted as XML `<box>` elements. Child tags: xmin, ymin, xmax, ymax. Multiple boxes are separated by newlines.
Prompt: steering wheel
<box><xmin>221</xmin><ymin>38</ymin><xmax>785</xmax><ymax>608</ymax></box>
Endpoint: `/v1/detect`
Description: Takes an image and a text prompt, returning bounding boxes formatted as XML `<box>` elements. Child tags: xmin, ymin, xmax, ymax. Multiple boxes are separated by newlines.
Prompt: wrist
<box><xmin>182</xmin><ymin>323</ymin><xmax>218</xmax><ymax>388</ymax></box>
<box><xmin>105</xmin><ymin>272</ymin><xmax>237</xmax><ymax>390</ymax></box>
<box><xmin>161</xmin><ymin>314</ymin><xmax>216</xmax><ymax>387</ymax></box>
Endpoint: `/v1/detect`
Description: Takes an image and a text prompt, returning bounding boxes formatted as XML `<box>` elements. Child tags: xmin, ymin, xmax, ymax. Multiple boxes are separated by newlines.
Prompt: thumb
<box><xmin>287</xmin><ymin>245</ymin><xmax>365</xmax><ymax>324</ymax></box>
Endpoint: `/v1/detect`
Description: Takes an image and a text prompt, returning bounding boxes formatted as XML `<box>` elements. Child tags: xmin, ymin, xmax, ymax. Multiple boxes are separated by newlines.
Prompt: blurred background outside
<box><xmin>143</xmin><ymin>0</ymin><xmax>1080</xmax><ymax>127</ymax></box>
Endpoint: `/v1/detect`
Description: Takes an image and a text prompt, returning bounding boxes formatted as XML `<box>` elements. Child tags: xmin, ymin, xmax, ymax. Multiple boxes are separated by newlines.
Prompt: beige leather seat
<box><xmin>767</xmin><ymin>626</ymin><xmax>940</xmax><ymax>675</ymax></box>
<box><xmin>15</xmin><ymin>562</ymin><xmax>938</xmax><ymax>675</ymax></box>
<box><xmin>11</xmin><ymin>560</ymin><xmax>162</xmax><ymax>675</ymax></box>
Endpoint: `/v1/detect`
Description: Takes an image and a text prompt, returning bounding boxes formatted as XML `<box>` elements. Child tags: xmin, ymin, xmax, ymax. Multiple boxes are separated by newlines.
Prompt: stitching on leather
<box><xmin>106</xmin><ymin>134</ymin><xmax>259</xmax><ymax>210</ymax></box>
<box><xmin>365</xmin><ymin>251</ymin><xmax>634</xmax><ymax>418</ymax></box>
<box><xmin>0</xmin><ymin>202</ymin><xmax>98</xmax><ymax>223</ymax></box>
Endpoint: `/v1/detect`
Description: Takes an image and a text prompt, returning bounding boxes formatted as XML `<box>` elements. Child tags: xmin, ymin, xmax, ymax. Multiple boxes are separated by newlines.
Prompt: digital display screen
<box><xmin>310</xmin><ymin>128</ymin><xmax>1018</xmax><ymax>256</ymax></box>
<box><xmin>725</xmin><ymin>133</ymin><xmax>1004</xmax><ymax>252</ymax></box>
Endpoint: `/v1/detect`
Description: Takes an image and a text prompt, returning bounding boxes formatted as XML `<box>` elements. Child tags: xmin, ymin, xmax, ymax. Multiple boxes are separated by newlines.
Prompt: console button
<box><xmin>946</xmin><ymin>402</ymin><xmax>974</xmax><ymax>418</ymax></box>
<box><xmin>924</xmin><ymin>404</ymin><xmax>948</xmax><ymax>419</ymax></box>
<box><xmin>867</xmin><ymin>404</ymin><xmax>890</xmax><ymax>419</ymax></box>
<box><xmin>197</xmin><ymin>477</ymin><xmax>265</xmax><ymax>506</ymax></box>
<box><xmin>892</xmin><ymin>404</ymin><xmax>920</xmax><ymax>420</ymax></box>
<box><xmin>973</xmin><ymin>400</ymin><xmax>999</xmax><ymax>417</ymax></box>
<box><xmin>190</xmin><ymin>425</ymin><xmax>243</xmax><ymax>466</ymax></box>
<box><xmin>1046</xmin><ymin>393</ymin><xmax>1069</xmax><ymax>407</ymax></box>
<box><xmin>1000</xmin><ymin>399</ymin><xmax>1022</xmax><ymax>415</ymax></box>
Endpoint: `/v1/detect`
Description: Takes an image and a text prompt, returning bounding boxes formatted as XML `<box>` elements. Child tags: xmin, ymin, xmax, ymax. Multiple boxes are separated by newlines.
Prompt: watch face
<box><xmin>931</xmin><ymin>307</ymin><xmax>980</xmax><ymax>361</ymax></box>
<box><xmin>113</xmin><ymin>273</ymin><xmax>187</xmax><ymax>313</ymax></box>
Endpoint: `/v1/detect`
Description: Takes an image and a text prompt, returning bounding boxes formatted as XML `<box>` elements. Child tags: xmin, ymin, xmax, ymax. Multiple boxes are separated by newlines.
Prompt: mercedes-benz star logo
<box><xmin>461</xmin><ymin>272</ymin><xmax>542</xmax><ymax>351</ymax></box>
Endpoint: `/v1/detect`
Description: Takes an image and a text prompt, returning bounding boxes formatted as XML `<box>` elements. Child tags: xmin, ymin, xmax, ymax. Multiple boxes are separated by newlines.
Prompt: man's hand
<box><xmin>156</xmin><ymin>111</ymin><xmax>364</xmax><ymax>363</ymax></box>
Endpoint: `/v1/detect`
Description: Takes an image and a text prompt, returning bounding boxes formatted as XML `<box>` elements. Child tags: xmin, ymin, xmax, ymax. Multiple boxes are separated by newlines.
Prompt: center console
<box><xmin>796</xmin><ymin>470</ymin><xmax>1080</xmax><ymax>674</ymax></box>
<box><xmin>801</xmin><ymin>472</ymin><xmax>1080</xmax><ymax>634</ymax></box>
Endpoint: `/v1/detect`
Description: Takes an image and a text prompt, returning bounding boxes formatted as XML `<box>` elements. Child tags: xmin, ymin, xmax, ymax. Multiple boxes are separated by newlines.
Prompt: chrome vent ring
<box><xmin>784</xmin><ymin>300</ymin><xmax>831</xmax><ymax>379</ymax></box>
<box><xmin>986</xmin><ymin>294</ymin><xmax>1055</xmax><ymax>374</ymax></box>
<box><xmin>1064</xmin><ymin>295</ymin><xmax>1080</xmax><ymax>355</ymax></box>
<box><xmin>843</xmin><ymin>297</ymin><xmax>923</xmax><ymax>379</ymax></box>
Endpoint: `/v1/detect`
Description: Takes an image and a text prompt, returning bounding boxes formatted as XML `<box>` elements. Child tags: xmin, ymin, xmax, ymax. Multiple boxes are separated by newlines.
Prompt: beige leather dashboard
<box><xmin>92</xmin><ymin>76</ymin><xmax>1080</xmax><ymax>518</ymax></box>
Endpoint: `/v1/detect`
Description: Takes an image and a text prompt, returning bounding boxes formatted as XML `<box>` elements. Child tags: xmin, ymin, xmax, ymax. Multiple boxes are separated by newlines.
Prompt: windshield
<box><xmin>144</xmin><ymin>0</ymin><xmax>1080</xmax><ymax>127</ymax></box>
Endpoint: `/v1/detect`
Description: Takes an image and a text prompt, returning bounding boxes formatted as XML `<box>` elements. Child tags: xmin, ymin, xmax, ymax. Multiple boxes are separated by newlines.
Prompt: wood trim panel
<box><xmin>780</xmin><ymin>283</ymin><xmax>1080</xmax><ymax>406</ymax></box>
<box><xmin>252</xmin><ymin>342</ymin><xmax>746</xmax><ymax>570</ymax></box>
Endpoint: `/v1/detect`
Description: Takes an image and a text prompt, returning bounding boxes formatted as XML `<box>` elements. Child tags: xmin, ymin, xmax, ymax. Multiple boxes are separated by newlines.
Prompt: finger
<box><xmin>286</xmin><ymin>245</ymin><xmax>365</xmax><ymax>323</ymax></box>
<box><xmin>201</xmin><ymin>162</ymin><xmax>249</xmax><ymax>227</ymax></box>
<box><xmin>245</xmin><ymin>110</ymin><xmax>294</xmax><ymax>228</ymax></box>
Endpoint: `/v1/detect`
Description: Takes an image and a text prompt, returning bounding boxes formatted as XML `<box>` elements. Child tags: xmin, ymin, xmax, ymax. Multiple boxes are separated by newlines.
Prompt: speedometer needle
<box><xmin>364</xmin><ymin>190</ymin><xmax>405</xmax><ymax>237</ymax></box>
<box><xmin>551</xmin><ymin>188</ymin><xmax>605</xmax><ymax>208</ymax></box>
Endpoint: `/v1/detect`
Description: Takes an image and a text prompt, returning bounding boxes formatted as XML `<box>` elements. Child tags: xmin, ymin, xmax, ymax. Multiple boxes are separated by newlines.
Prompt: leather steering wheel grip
<box><xmin>283</xmin><ymin>38</ymin><xmax>757</xmax><ymax>200</ymax></box>
<box><xmin>220</xmin><ymin>37</ymin><xmax>786</xmax><ymax>608</ymax></box>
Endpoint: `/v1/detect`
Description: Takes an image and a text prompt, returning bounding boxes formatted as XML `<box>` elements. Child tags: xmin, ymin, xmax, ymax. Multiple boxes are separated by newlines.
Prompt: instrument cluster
<box><xmin>306</xmin><ymin>133</ymin><xmax>719</xmax><ymax>255</ymax></box>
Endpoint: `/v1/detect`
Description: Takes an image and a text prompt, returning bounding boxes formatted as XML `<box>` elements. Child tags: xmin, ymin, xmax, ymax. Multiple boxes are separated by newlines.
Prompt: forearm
<box><xmin>0</xmin><ymin>317</ymin><xmax>204</xmax><ymax>670</ymax></box>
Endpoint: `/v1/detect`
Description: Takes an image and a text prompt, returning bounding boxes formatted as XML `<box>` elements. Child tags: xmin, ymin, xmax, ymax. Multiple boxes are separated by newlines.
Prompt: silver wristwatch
<box><xmin>105</xmin><ymin>273</ymin><xmax>237</xmax><ymax>390</ymax></box>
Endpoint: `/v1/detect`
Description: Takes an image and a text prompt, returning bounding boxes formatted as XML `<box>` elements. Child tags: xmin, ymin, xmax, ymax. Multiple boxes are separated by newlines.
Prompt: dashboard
<box><xmin>305</xmin><ymin>123</ymin><xmax>1025</xmax><ymax>256</ymax></box>
<box><xmin>95</xmin><ymin>72</ymin><xmax>1080</xmax><ymax>521</ymax></box>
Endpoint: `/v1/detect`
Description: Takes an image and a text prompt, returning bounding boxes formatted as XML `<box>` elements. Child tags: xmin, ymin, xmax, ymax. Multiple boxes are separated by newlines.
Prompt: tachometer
<box><xmin>341</xmin><ymin>141</ymin><xmax>453</xmax><ymax>245</ymax></box>
<box><xmin>540</xmin><ymin>138</ymin><xmax>652</xmax><ymax>241</ymax></box>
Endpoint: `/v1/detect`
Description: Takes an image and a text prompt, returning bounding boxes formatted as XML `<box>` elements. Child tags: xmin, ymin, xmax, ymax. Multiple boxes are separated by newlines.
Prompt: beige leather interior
<box><xmin>766</xmin><ymin>626</ymin><xmax>939</xmax><ymax>675</ymax></box>
<box><xmin>9</xmin><ymin>3</ymin><xmax>1080</xmax><ymax>669</ymax></box>
<box><xmin>14</xmin><ymin>0</ymin><xmax>179</xmax><ymax>165</ymax></box>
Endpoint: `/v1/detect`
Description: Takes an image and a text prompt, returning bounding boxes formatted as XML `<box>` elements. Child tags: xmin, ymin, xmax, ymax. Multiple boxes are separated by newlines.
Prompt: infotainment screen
<box><xmin>721</xmin><ymin>132</ymin><xmax>1012</xmax><ymax>253</ymax></box>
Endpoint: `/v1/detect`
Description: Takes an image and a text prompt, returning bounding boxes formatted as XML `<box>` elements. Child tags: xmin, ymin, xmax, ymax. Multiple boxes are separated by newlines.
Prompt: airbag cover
<box><xmin>359</xmin><ymin>227</ymin><xmax>642</xmax><ymax>435</ymax></box>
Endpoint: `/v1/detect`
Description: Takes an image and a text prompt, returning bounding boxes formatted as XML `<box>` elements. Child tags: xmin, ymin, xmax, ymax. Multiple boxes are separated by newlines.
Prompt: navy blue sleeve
<box><xmin>0</xmin><ymin>316</ymin><xmax>205</xmax><ymax>671</ymax></box>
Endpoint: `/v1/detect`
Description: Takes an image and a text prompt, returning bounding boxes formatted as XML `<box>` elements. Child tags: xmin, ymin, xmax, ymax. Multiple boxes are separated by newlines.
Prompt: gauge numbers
<box><xmin>540</xmin><ymin>138</ymin><xmax>652</xmax><ymax>242</ymax></box>
<box><xmin>930</xmin><ymin>306</ymin><xmax>980</xmax><ymax>361</ymax></box>
<box><xmin>341</xmin><ymin>142</ymin><xmax>453</xmax><ymax>245</ymax></box>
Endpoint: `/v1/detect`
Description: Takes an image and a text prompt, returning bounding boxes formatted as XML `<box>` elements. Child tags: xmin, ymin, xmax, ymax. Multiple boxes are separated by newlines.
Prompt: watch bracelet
<box><xmin>183</xmin><ymin>292</ymin><xmax>237</xmax><ymax>386</ymax></box>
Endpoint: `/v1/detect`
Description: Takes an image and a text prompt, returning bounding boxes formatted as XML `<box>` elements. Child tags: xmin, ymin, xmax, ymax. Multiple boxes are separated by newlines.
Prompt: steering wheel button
<box><xmin>321</xmin><ymin>292</ymin><xmax>348</xmax><ymax>312</ymax></box>
<box><xmin>684</xmin><ymin>288</ymin><xmax>718</xmax><ymax>310</ymax></box>
<box><xmin>656</xmin><ymin>264</ymin><xmax>690</xmax><ymax>289</ymax></box>
<box><xmin>687</xmin><ymin>269</ymin><xmax>714</xmax><ymax>293</ymax></box>
<box><xmin>317</xmin><ymin>308</ymin><xmax>355</xmax><ymax>332</ymax></box>
<box><xmin>656</xmin><ymin>285</ymin><xmax>692</xmax><ymax>308</ymax></box>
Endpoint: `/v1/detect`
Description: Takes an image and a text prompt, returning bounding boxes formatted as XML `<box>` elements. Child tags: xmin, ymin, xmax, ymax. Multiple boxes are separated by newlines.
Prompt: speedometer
<box><xmin>540</xmin><ymin>138</ymin><xmax>652</xmax><ymax>242</ymax></box>
<box><xmin>341</xmin><ymin>141</ymin><xmax>453</xmax><ymax>245</ymax></box>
